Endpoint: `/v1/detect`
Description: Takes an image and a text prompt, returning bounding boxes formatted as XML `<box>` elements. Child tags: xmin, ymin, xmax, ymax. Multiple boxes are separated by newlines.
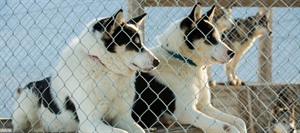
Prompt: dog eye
<box><xmin>282</xmin><ymin>120</ymin><xmax>287</xmax><ymax>124</ymax></box>
<box><xmin>205</xmin><ymin>35</ymin><xmax>218</xmax><ymax>45</ymax></box>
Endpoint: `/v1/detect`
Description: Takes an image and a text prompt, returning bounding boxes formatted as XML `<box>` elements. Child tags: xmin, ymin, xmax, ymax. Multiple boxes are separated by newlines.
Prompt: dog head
<box><xmin>179</xmin><ymin>3</ymin><xmax>235</xmax><ymax>65</ymax></box>
<box><xmin>269</xmin><ymin>106</ymin><xmax>296</xmax><ymax>133</ymax></box>
<box><xmin>212</xmin><ymin>4</ymin><xmax>234</xmax><ymax>33</ymax></box>
<box><xmin>253</xmin><ymin>8</ymin><xmax>272</xmax><ymax>37</ymax></box>
<box><xmin>83</xmin><ymin>9</ymin><xmax>159</xmax><ymax>74</ymax></box>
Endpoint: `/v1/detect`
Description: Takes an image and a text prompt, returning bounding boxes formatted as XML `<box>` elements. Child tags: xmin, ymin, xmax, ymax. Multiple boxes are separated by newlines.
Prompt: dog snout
<box><xmin>152</xmin><ymin>59</ymin><xmax>160</xmax><ymax>67</ymax></box>
<box><xmin>227</xmin><ymin>50</ymin><xmax>235</xmax><ymax>59</ymax></box>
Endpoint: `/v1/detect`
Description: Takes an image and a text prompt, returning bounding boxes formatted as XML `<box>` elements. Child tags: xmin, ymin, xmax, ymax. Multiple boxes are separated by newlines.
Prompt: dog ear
<box><xmin>206</xmin><ymin>5</ymin><xmax>216</xmax><ymax>22</ymax></box>
<box><xmin>188</xmin><ymin>2</ymin><xmax>202</xmax><ymax>22</ymax></box>
<box><xmin>264</xmin><ymin>9</ymin><xmax>271</xmax><ymax>20</ymax></box>
<box><xmin>107</xmin><ymin>9</ymin><xmax>125</xmax><ymax>33</ymax></box>
<box><xmin>127</xmin><ymin>13</ymin><xmax>147</xmax><ymax>28</ymax></box>
<box><xmin>258</xmin><ymin>7</ymin><xmax>265</xmax><ymax>16</ymax></box>
<box><xmin>256</xmin><ymin>7</ymin><xmax>267</xmax><ymax>17</ymax></box>
<box><xmin>226</xmin><ymin>5</ymin><xmax>233</xmax><ymax>14</ymax></box>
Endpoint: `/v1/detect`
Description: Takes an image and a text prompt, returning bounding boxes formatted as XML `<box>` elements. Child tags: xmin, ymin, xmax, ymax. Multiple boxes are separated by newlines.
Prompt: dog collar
<box><xmin>161</xmin><ymin>46</ymin><xmax>197</xmax><ymax>67</ymax></box>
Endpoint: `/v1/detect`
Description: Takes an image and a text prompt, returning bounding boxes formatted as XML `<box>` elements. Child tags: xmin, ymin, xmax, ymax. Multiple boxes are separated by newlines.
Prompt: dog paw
<box><xmin>209</xmin><ymin>80</ymin><xmax>217</xmax><ymax>87</ymax></box>
<box><xmin>228</xmin><ymin>79</ymin><xmax>238</xmax><ymax>86</ymax></box>
<box><xmin>235</xmin><ymin>118</ymin><xmax>247</xmax><ymax>133</ymax></box>
<box><xmin>228</xmin><ymin>79</ymin><xmax>245</xmax><ymax>86</ymax></box>
<box><xmin>235</xmin><ymin>78</ymin><xmax>245</xmax><ymax>86</ymax></box>
<box><xmin>112</xmin><ymin>129</ymin><xmax>128</xmax><ymax>133</ymax></box>
<box><xmin>223</xmin><ymin>124</ymin><xmax>239</xmax><ymax>133</ymax></box>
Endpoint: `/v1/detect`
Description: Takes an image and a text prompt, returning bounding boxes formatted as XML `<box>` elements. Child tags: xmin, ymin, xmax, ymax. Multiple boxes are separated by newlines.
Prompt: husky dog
<box><xmin>12</xmin><ymin>9</ymin><xmax>159</xmax><ymax>133</ymax></box>
<box><xmin>207</xmin><ymin>4</ymin><xmax>234</xmax><ymax>87</ymax></box>
<box><xmin>263</xmin><ymin>106</ymin><xmax>297</xmax><ymax>133</ymax></box>
<box><xmin>132</xmin><ymin>3</ymin><xmax>246</xmax><ymax>133</ymax></box>
<box><xmin>223</xmin><ymin>8</ymin><xmax>272</xmax><ymax>85</ymax></box>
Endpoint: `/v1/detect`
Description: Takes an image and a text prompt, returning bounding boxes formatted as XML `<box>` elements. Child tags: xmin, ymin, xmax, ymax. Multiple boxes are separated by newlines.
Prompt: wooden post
<box><xmin>246</xmin><ymin>88</ymin><xmax>255</xmax><ymax>133</ymax></box>
<box><xmin>258</xmin><ymin>9</ymin><xmax>272</xmax><ymax>83</ymax></box>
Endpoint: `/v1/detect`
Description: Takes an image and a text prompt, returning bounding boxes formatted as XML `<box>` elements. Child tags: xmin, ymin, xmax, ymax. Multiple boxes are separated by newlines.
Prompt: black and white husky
<box><xmin>132</xmin><ymin>3</ymin><xmax>247</xmax><ymax>133</ymax></box>
<box><xmin>12</xmin><ymin>9</ymin><xmax>159</xmax><ymax>133</ymax></box>
<box><xmin>223</xmin><ymin>8</ymin><xmax>272</xmax><ymax>85</ymax></box>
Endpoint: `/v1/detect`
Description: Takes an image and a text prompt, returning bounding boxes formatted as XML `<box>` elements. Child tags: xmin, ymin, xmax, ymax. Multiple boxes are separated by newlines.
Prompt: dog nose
<box><xmin>268</xmin><ymin>30</ymin><xmax>272</xmax><ymax>36</ymax></box>
<box><xmin>152</xmin><ymin>59</ymin><xmax>160</xmax><ymax>67</ymax></box>
<box><xmin>289</xmin><ymin>128</ymin><xmax>295</xmax><ymax>133</ymax></box>
<box><xmin>227</xmin><ymin>50</ymin><xmax>235</xmax><ymax>59</ymax></box>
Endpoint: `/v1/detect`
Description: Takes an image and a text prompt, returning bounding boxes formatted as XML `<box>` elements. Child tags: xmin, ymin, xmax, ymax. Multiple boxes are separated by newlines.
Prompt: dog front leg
<box><xmin>175</xmin><ymin>107</ymin><xmax>239</xmax><ymax>133</ymax></box>
<box><xmin>114</xmin><ymin>111</ymin><xmax>145</xmax><ymax>133</ymax></box>
<box><xmin>201</xmin><ymin>104</ymin><xmax>247</xmax><ymax>133</ymax></box>
<box><xmin>76</xmin><ymin>102</ymin><xmax>128</xmax><ymax>133</ymax></box>
<box><xmin>79</xmin><ymin>120</ymin><xmax>127</xmax><ymax>133</ymax></box>
<box><xmin>225</xmin><ymin>52</ymin><xmax>244</xmax><ymax>85</ymax></box>
<box><xmin>77</xmin><ymin>113</ymin><xmax>128</xmax><ymax>133</ymax></box>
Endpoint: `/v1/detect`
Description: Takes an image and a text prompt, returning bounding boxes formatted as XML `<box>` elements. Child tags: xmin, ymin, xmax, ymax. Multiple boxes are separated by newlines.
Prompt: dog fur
<box><xmin>212</xmin><ymin>4</ymin><xmax>234</xmax><ymax>33</ymax></box>
<box><xmin>263</xmin><ymin>106</ymin><xmax>297</xmax><ymax>133</ymax></box>
<box><xmin>223</xmin><ymin>8</ymin><xmax>272</xmax><ymax>85</ymax></box>
<box><xmin>206</xmin><ymin>4</ymin><xmax>235</xmax><ymax>87</ymax></box>
<box><xmin>132</xmin><ymin>3</ymin><xmax>247</xmax><ymax>133</ymax></box>
<box><xmin>12</xmin><ymin>9</ymin><xmax>159</xmax><ymax>133</ymax></box>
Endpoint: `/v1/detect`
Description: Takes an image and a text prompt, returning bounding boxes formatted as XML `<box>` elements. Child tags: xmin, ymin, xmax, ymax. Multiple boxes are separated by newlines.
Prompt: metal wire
<box><xmin>0</xmin><ymin>0</ymin><xmax>299</xmax><ymax>132</ymax></box>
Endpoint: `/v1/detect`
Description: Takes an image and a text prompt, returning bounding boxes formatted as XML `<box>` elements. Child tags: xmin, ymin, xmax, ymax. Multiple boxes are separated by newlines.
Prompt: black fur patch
<box><xmin>183</xmin><ymin>16</ymin><xmax>218</xmax><ymax>49</ymax></box>
<box><xmin>26</xmin><ymin>77</ymin><xmax>79</xmax><ymax>122</ymax></box>
<box><xmin>26</xmin><ymin>77</ymin><xmax>61</xmax><ymax>114</ymax></box>
<box><xmin>93</xmin><ymin>18</ymin><xmax>144</xmax><ymax>53</ymax></box>
<box><xmin>132</xmin><ymin>72</ymin><xmax>176</xmax><ymax>128</ymax></box>
<box><xmin>112</xmin><ymin>25</ymin><xmax>143</xmax><ymax>52</ymax></box>
<box><xmin>92</xmin><ymin>17</ymin><xmax>111</xmax><ymax>33</ymax></box>
<box><xmin>65</xmin><ymin>96</ymin><xmax>79</xmax><ymax>122</ymax></box>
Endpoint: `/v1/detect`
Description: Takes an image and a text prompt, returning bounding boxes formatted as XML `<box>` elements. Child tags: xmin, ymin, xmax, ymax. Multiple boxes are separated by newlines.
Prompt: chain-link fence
<box><xmin>1</xmin><ymin>0</ymin><xmax>299</xmax><ymax>132</ymax></box>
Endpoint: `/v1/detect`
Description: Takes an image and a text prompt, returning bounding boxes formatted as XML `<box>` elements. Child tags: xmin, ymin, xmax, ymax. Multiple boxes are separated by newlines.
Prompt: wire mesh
<box><xmin>0</xmin><ymin>0</ymin><xmax>299</xmax><ymax>132</ymax></box>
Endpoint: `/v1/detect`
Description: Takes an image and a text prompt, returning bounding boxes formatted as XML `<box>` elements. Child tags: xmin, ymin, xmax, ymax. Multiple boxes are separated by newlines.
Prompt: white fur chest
<box><xmin>75</xmin><ymin>67</ymin><xmax>135</xmax><ymax>117</ymax></box>
<box><xmin>51</xmin><ymin>46</ymin><xmax>136</xmax><ymax>120</ymax></box>
<box><xmin>91</xmin><ymin>72</ymin><xmax>135</xmax><ymax>115</ymax></box>
<box><xmin>151</xmin><ymin>48</ymin><xmax>208</xmax><ymax>98</ymax></box>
